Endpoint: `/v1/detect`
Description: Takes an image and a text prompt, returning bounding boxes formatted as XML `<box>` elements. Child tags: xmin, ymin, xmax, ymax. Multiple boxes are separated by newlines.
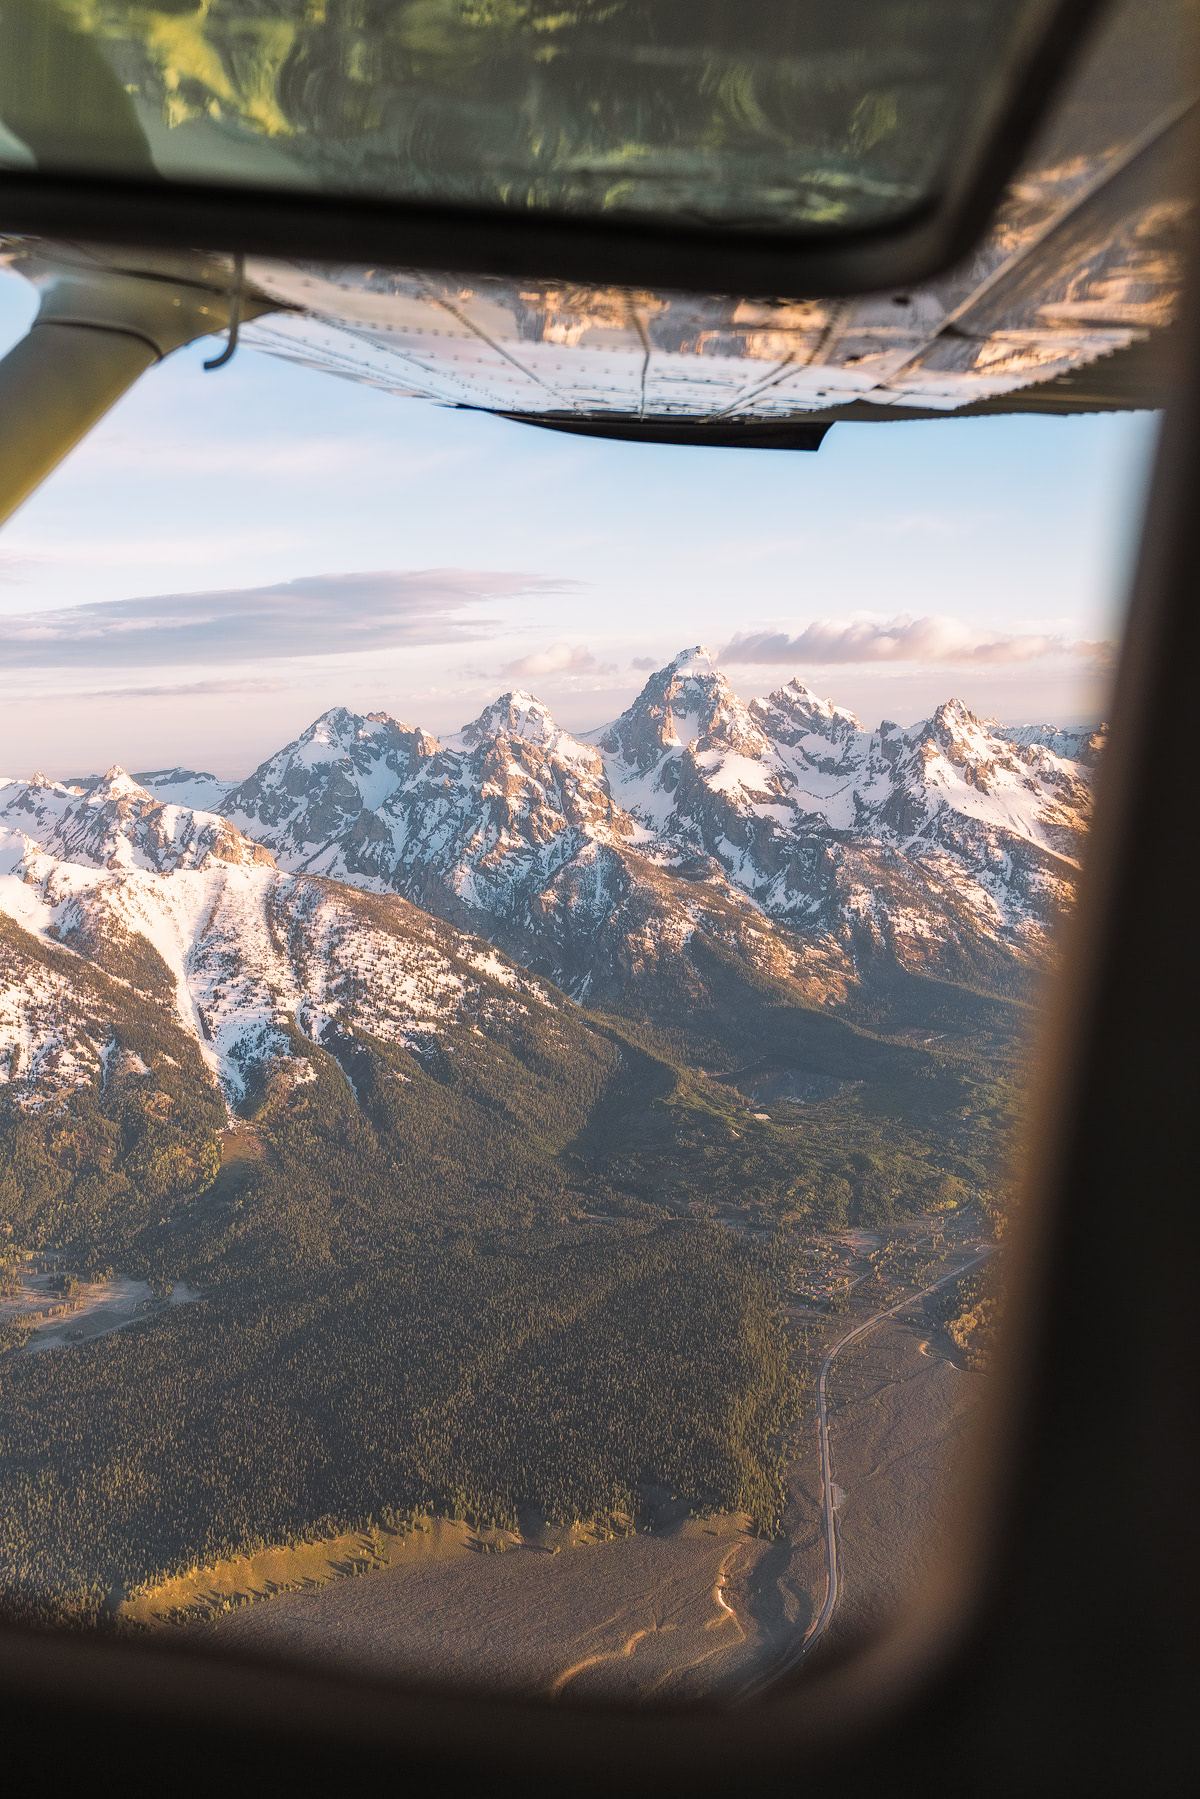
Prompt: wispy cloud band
<box><xmin>723</xmin><ymin>615</ymin><xmax>1111</xmax><ymax>666</ymax></box>
<box><xmin>501</xmin><ymin>642</ymin><xmax>598</xmax><ymax>678</ymax></box>
<box><xmin>0</xmin><ymin>569</ymin><xmax>578</xmax><ymax>669</ymax></box>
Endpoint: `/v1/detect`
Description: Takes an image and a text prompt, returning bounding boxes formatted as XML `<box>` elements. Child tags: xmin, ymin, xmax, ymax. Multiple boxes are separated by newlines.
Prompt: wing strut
<box><xmin>0</xmin><ymin>247</ymin><xmax>277</xmax><ymax>527</ymax></box>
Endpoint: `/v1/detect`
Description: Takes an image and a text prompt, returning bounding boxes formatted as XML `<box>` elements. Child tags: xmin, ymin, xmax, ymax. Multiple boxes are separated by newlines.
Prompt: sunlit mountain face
<box><xmin>106</xmin><ymin>647</ymin><xmax>1092</xmax><ymax>1004</ymax></box>
<box><xmin>0</xmin><ymin>647</ymin><xmax>1092</xmax><ymax>1675</ymax></box>
<box><xmin>0</xmin><ymin>642</ymin><xmax>1097</xmax><ymax>1220</ymax></box>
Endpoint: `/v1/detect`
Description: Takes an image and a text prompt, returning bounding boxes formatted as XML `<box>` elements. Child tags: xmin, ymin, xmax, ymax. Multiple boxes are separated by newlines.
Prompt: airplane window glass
<box><xmin>0</xmin><ymin>226</ymin><xmax>1161</xmax><ymax>1693</ymax></box>
<box><xmin>0</xmin><ymin>0</ymin><xmax>1059</xmax><ymax>232</ymax></box>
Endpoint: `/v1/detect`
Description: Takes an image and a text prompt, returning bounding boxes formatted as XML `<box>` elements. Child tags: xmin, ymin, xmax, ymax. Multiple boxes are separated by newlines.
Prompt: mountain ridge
<box><xmin>211</xmin><ymin>649</ymin><xmax>1101</xmax><ymax>995</ymax></box>
<box><xmin>4</xmin><ymin>651</ymin><xmax>1102</xmax><ymax>1026</ymax></box>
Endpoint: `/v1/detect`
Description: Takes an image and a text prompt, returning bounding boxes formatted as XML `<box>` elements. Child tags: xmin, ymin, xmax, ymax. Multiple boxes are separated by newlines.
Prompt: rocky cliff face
<box><xmin>0</xmin><ymin>769</ymin><xmax>274</xmax><ymax>875</ymax></box>
<box><xmin>209</xmin><ymin>647</ymin><xmax>1096</xmax><ymax>993</ymax></box>
<box><xmin>0</xmin><ymin>814</ymin><xmax>552</xmax><ymax>1113</ymax></box>
<box><xmin>0</xmin><ymin>649</ymin><xmax>1101</xmax><ymax>1114</ymax></box>
<box><xmin>597</xmin><ymin>650</ymin><xmax>1096</xmax><ymax>970</ymax></box>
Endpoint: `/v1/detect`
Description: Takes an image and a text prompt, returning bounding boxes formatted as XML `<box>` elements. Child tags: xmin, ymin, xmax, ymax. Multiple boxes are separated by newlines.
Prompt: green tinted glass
<box><xmin>0</xmin><ymin>1</ymin><xmax>1042</xmax><ymax>233</ymax></box>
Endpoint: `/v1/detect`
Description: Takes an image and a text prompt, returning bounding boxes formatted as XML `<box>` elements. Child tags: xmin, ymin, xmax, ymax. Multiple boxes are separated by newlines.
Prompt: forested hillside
<box><xmin>0</xmin><ymin>880</ymin><xmax>1023</xmax><ymax>1628</ymax></box>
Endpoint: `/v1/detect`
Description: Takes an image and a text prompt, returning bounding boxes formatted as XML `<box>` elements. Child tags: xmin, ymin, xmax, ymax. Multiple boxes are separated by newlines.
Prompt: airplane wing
<box><xmin>227</xmin><ymin>0</ymin><xmax>1191</xmax><ymax>438</ymax></box>
<box><xmin>0</xmin><ymin>0</ymin><xmax>1190</xmax><ymax>530</ymax></box>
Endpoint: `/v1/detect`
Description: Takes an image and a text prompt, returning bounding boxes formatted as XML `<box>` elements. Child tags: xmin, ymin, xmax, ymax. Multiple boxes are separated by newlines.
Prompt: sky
<box><xmin>0</xmin><ymin>266</ymin><xmax>1161</xmax><ymax>782</ymax></box>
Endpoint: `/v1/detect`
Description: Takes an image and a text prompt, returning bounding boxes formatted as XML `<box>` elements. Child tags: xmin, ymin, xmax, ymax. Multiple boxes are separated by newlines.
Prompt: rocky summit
<box><xmin>1</xmin><ymin>649</ymin><xmax>1101</xmax><ymax>1109</ymax></box>
<box><xmin>209</xmin><ymin>646</ymin><xmax>1099</xmax><ymax>995</ymax></box>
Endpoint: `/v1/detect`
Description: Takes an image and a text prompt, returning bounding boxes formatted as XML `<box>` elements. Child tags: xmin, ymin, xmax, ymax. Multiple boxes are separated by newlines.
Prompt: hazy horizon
<box><xmin>4</xmin><ymin>647</ymin><xmax>1108</xmax><ymax>790</ymax></box>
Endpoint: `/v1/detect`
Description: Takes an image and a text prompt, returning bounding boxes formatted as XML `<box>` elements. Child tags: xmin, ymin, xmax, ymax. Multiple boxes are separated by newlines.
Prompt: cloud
<box><xmin>5</xmin><ymin>677</ymin><xmax>296</xmax><ymax>704</ymax></box>
<box><xmin>722</xmin><ymin>616</ymin><xmax>1109</xmax><ymax>666</ymax></box>
<box><xmin>91</xmin><ymin>678</ymin><xmax>292</xmax><ymax>701</ymax></box>
<box><xmin>630</xmin><ymin>656</ymin><xmax>658</xmax><ymax>670</ymax></box>
<box><xmin>500</xmin><ymin>642</ymin><xmax>597</xmax><ymax>679</ymax></box>
<box><xmin>0</xmin><ymin>569</ymin><xmax>579</xmax><ymax>670</ymax></box>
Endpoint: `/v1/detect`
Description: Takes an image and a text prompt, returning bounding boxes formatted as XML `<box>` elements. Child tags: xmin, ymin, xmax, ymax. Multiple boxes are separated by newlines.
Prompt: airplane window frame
<box><xmin>0</xmin><ymin>228</ymin><xmax>1195</xmax><ymax>1799</ymax></box>
<box><xmin>0</xmin><ymin>9</ymin><xmax>1196</xmax><ymax>1791</ymax></box>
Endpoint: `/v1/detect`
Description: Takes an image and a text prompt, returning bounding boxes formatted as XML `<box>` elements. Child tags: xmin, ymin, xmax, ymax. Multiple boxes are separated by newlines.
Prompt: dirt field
<box><xmin>0</xmin><ymin>1255</ymin><xmax>199</xmax><ymax>1354</ymax></box>
<box><xmin>820</xmin><ymin>1308</ymin><xmax>986</xmax><ymax>1648</ymax></box>
<box><xmin>148</xmin><ymin>1510</ymin><xmax>777</xmax><ymax>1701</ymax></box>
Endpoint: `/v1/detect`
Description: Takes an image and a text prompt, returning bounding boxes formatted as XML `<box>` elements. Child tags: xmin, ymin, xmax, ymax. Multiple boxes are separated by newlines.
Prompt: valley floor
<box><xmin>166</xmin><ymin>1512</ymin><xmax>771</xmax><ymax>1700</ymax></box>
<box><xmin>147</xmin><ymin>1209</ymin><xmax>991</xmax><ymax>1701</ymax></box>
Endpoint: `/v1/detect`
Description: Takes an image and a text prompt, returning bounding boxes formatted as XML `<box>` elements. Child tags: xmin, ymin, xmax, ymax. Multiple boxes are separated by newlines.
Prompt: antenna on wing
<box><xmin>204</xmin><ymin>255</ymin><xmax>245</xmax><ymax>371</ymax></box>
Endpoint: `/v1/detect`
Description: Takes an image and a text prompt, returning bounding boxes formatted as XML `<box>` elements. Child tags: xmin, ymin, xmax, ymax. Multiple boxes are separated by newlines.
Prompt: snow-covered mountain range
<box><xmin>1</xmin><ymin>649</ymin><xmax>1101</xmax><ymax>1111</ymax></box>
<box><xmin>0</xmin><ymin>798</ymin><xmax>551</xmax><ymax>1113</ymax></box>
<box><xmin>205</xmin><ymin>646</ymin><xmax>1099</xmax><ymax>982</ymax></box>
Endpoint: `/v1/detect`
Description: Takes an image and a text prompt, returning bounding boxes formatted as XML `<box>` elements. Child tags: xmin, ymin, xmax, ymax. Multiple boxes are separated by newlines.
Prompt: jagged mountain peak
<box><xmin>454</xmin><ymin>690</ymin><xmax>562</xmax><ymax>749</ymax></box>
<box><xmin>595</xmin><ymin>646</ymin><xmax>768</xmax><ymax>770</ymax></box>
<box><xmin>913</xmin><ymin>698</ymin><xmax>1013</xmax><ymax>769</ymax></box>
<box><xmin>0</xmin><ymin>773</ymin><xmax>81</xmax><ymax>823</ymax></box>
<box><xmin>299</xmin><ymin>707</ymin><xmax>357</xmax><ymax>748</ymax></box>
<box><xmin>224</xmin><ymin>706</ymin><xmax>442</xmax><ymax>849</ymax></box>
<box><xmin>665</xmin><ymin>644</ymin><xmax>719</xmax><ymax>677</ymax></box>
<box><xmin>293</xmin><ymin>705</ymin><xmax>418</xmax><ymax>759</ymax></box>
<box><xmin>93</xmin><ymin>765</ymin><xmax>150</xmax><ymax>803</ymax></box>
<box><xmin>752</xmin><ymin>676</ymin><xmax>864</xmax><ymax>745</ymax></box>
<box><xmin>929</xmin><ymin>696</ymin><xmax>981</xmax><ymax>732</ymax></box>
<box><xmin>0</xmin><ymin>765</ymin><xmax>271</xmax><ymax>876</ymax></box>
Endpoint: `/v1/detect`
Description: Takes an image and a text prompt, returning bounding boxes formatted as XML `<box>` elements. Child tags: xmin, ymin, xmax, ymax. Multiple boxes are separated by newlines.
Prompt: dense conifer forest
<box><xmin>0</xmin><ymin>907</ymin><xmax>1023</xmax><ymax>1627</ymax></box>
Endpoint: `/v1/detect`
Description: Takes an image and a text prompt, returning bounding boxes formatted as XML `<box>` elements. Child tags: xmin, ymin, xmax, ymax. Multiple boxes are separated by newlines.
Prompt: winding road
<box><xmin>741</xmin><ymin>1244</ymin><xmax>991</xmax><ymax>1699</ymax></box>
